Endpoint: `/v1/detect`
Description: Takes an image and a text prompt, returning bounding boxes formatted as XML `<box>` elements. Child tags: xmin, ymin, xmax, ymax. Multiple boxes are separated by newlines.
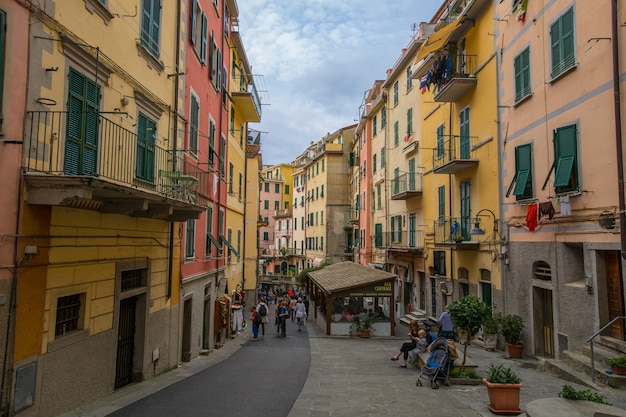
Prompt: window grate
<box><xmin>55</xmin><ymin>294</ymin><xmax>81</xmax><ymax>336</ymax></box>
<box><xmin>122</xmin><ymin>269</ymin><xmax>146</xmax><ymax>291</ymax></box>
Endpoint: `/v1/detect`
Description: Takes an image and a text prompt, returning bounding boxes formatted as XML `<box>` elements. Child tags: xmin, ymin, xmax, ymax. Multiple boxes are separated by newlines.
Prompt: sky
<box><xmin>238</xmin><ymin>1</ymin><xmax>443</xmax><ymax>166</ymax></box>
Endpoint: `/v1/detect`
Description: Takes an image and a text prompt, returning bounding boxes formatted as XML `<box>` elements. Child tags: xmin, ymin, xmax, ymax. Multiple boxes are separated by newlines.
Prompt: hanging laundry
<box><xmin>526</xmin><ymin>203</ymin><xmax>538</xmax><ymax>231</ymax></box>
<box><xmin>560</xmin><ymin>195</ymin><xmax>571</xmax><ymax>215</ymax></box>
<box><xmin>538</xmin><ymin>201</ymin><xmax>555</xmax><ymax>220</ymax></box>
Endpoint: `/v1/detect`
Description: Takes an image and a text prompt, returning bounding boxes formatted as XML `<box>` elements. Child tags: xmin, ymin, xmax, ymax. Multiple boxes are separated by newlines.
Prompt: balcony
<box><xmin>374</xmin><ymin>230</ymin><xmax>425</xmax><ymax>252</ymax></box>
<box><xmin>345</xmin><ymin>207</ymin><xmax>359</xmax><ymax>226</ymax></box>
<box><xmin>433</xmin><ymin>54</ymin><xmax>477</xmax><ymax>102</ymax></box>
<box><xmin>230</xmin><ymin>80</ymin><xmax>262</xmax><ymax>122</ymax></box>
<box><xmin>23</xmin><ymin>111</ymin><xmax>209</xmax><ymax>221</ymax></box>
<box><xmin>274</xmin><ymin>209</ymin><xmax>292</xmax><ymax>218</ymax></box>
<box><xmin>432</xmin><ymin>134</ymin><xmax>479</xmax><ymax>174</ymax></box>
<box><xmin>433</xmin><ymin>217</ymin><xmax>479</xmax><ymax>250</ymax></box>
<box><xmin>391</xmin><ymin>172</ymin><xmax>423</xmax><ymax>200</ymax></box>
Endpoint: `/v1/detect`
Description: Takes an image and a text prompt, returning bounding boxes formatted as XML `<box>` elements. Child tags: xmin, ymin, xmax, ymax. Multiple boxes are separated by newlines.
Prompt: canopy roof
<box><xmin>307</xmin><ymin>262</ymin><xmax>396</xmax><ymax>295</ymax></box>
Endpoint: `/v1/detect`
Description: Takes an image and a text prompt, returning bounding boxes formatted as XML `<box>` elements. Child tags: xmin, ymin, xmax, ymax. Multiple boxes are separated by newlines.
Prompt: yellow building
<box><xmin>415</xmin><ymin>0</ymin><xmax>500</xmax><ymax>317</ymax></box>
<box><xmin>15</xmin><ymin>1</ymin><xmax>202</xmax><ymax>415</ymax></box>
<box><xmin>305</xmin><ymin>126</ymin><xmax>356</xmax><ymax>267</ymax></box>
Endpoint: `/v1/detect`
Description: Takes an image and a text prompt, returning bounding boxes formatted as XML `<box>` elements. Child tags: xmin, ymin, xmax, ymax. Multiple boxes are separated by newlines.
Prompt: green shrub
<box><xmin>485</xmin><ymin>363</ymin><xmax>521</xmax><ymax>384</ymax></box>
<box><xmin>609</xmin><ymin>355</ymin><xmax>626</xmax><ymax>367</ymax></box>
<box><xmin>558</xmin><ymin>385</ymin><xmax>611</xmax><ymax>405</ymax></box>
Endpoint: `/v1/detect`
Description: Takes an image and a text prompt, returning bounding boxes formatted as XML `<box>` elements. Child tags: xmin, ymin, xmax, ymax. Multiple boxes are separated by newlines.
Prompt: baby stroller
<box><xmin>416</xmin><ymin>337</ymin><xmax>451</xmax><ymax>389</ymax></box>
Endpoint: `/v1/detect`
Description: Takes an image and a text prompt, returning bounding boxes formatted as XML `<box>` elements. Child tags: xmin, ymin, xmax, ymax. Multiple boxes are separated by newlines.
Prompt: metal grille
<box><xmin>55</xmin><ymin>294</ymin><xmax>81</xmax><ymax>336</ymax></box>
<box><xmin>121</xmin><ymin>269</ymin><xmax>145</xmax><ymax>292</ymax></box>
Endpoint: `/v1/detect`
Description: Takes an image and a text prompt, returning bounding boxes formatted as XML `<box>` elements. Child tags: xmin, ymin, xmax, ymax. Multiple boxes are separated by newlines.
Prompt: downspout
<box><xmin>612</xmin><ymin>0</ymin><xmax>626</xmax><ymax>262</ymax></box>
<box><xmin>168</xmin><ymin>0</ymin><xmax>183</xmax><ymax>299</ymax></box>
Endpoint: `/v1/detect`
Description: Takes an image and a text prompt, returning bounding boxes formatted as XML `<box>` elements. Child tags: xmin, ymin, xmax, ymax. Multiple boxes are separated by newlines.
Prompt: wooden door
<box><xmin>115</xmin><ymin>297</ymin><xmax>136</xmax><ymax>389</ymax></box>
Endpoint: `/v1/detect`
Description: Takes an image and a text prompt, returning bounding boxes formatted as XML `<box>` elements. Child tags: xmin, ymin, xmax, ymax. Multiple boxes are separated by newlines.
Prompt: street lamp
<box><xmin>470</xmin><ymin>208</ymin><xmax>498</xmax><ymax>236</ymax></box>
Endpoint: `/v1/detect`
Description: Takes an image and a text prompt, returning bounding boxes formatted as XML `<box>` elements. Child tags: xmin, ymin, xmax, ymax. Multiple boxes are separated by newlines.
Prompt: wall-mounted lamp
<box><xmin>470</xmin><ymin>208</ymin><xmax>499</xmax><ymax>236</ymax></box>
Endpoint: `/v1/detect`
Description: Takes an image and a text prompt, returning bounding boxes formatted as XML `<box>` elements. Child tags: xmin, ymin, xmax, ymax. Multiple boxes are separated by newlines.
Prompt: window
<box><xmin>65</xmin><ymin>68</ymin><xmax>100</xmax><ymax>176</ymax></box>
<box><xmin>316</xmin><ymin>162</ymin><xmax>319</xmax><ymax>175</ymax></box>
<box><xmin>264</xmin><ymin>182</ymin><xmax>269</xmax><ymax>192</ymax></box>
<box><xmin>263</xmin><ymin>232</ymin><xmax>269</xmax><ymax>240</ymax></box>
<box><xmin>228</xmin><ymin>162</ymin><xmax>234</xmax><ymax>193</ymax></box>
<box><xmin>393</xmin><ymin>80</ymin><xmax>399</xmax><ymax>105</ymax></box>
<box><xmin>205</xmin><ymin>206</ymin><xmax>214</xmax><ymax>257</ymax></box>
<box><xmin>375</xmin><ymin>223</ymin><xmax>383</xmax><ymax>247</ymax></box>
<box><xmin>190</xmin><ymin>2</ymin><xmax>208</xmax><ymax>64</ymax></box>
<box><xmin>285</xmin><ymin>185</ymin><xmax>290</xmax><ymax>195</ymax></box>
<box><xmin>140</xmin><ymin>0</ymin><xmax>161</xmax><ymax>58</ymax></box>
<box><xmin>321</xmin><ymin>211</ymin><xmax>324</xmax><ymax>224</ymax></box>
<box><xmin>393</xmin><ymin>167</ymin><xmax>400</xmax><ymax>195</ymax></box>
<box><xmin>373</xmin><ymin>154</ymin><xmax>377</xmax><ymax>173</ymax></box>
<box><xmin>391</xmin><ymin>214</ymin><xmax>402</xmax><ymax>243</ymax></box>
<box><xmin>436</xmin><ymin>124</ymin><xmax>445</xmax><ymax>159</ymax></box>
<box><xmin>393</xmin><ymin>121</ymin><xmax>399</xmax><ymax>147</ymax></box>
<box><xmin>320</xmin><ymin>185</ymin><xmax>324</xmax><ymax>197</ymax></box>
<box><xmin>409</xmin><ymin>213</ymin><xmax>416</xmax><ymax>247</ymax></box>
<box><xmin>407</xmin><ymin>108</ymin><xmax>413</xmax><ymax>135</ymax></box>
<box><xmin>274</xmin><ymin>200</ymin><xmax>279</xmax><ymax>210</ymax></box>
<box><xmin>264</xmin><ymin>200</ymin><xmax>269</xmax><ymax>210</ymax></box>
<box><xmin>315</xmin><ymin>212</ymin><xmax>319</xmax><ymax>225</ymax></box>
<box><xmin>381</xmin><ymin>107</ymin><xmax>386</xmax><ymax>128</ymax></box>
<box><xmin>275</xmin><ymin>183</ymin><xmax>280</xmax><ymax>193</ymax></box>
<box><xmin>322</xmin><ymin>159</ymin><xmax>325</xmax><ymax>172</ymax></box>
<box><xmin>208</xmin><ymin>119</ymin><xmax>216</xmax><ymax>166</ymax></box>
<box><xmin>121</xmin><ymin>268</ymin><xmax>146</xmax><ymax>291</ymax></box>
<box><xmin>189</xmin><ymin>96</ymin><xmax>199</xmax><ymax>153</ymax></box>
<box><xmin>185</xmin><ymin>220</ymin><xmax>196</xmax><ymax>259</ymax></box>
<box><xmin>459</xmin><ymin>107</ymin><xmax>470</xmax><ymax>159</ymax></box>
<box><xmin>136</xmin><ymin>113</ymin><xmax>156</xmax><ymax>182</ymax></box>
<box><xmin>408</xmin><ymin>158</ymin><xmax>416</xmax><ymax>191</ymax></box>
<box><xmin>377</xmin><ymin>184</ymin><xmax>382</xmax><ymax>209</ymax></box>
<box><xmin>514</xmin><ymin>47</ymin><xmax>531</xmax><ymax>102</ymax></box>
<box><xmin>406</xmin><ymin>66</ymin><xmax>413</xmax><ymax>91</ymax></box>
<box><xmin>438</xmin><ymin>186</ymin><xmax>445</xmax><ymax>221</ymax></box>
<box><xmin>230</xmin><ymin>106</ymin><xmax>235</xmax><ymax>133</ymax></box>
<box><xmin>238</xmin><ymin>173</ymin><xmax>242</xmax><ymax>199</ymax></box>
<box><xmin>219</xmin><ymin>135</ymin><xmax>226</xmax><ymax>176</ymax></box>
<box><xmin>433</xmin><ymin>251</ymin><xmax>446</xmax><ymax>275</ymax></box>
<box><xmin>284</xmin><ymin>201</ymin><xmax>288</xmax><ymax>209</ymax></box>
<box><xmin>55</xmin><ymin>294</ymin><xmax>83</xmax><ymax>336</ymax></box>
<box><xmin>543</xmin><ymin>124</ymin><xmax>578</xmax><ymax>193</ymax></box>
<box><xmin>550</xmin><ymin>7</ymin><xmax>575</xmax><ymax>79</ymax></box>
<box><xmin>237</xmin><ymin>230</ymin><xmax>241</xmax><ymax>260</ymax></box>
<box><xmin>507</xmin><ymin>143</ymin><xmax>533</xmax><ymax>200</ymax></box>
<box><xmin>460</xmin><ymin>180</ymin><xmax>471</xmax><ymax>239</ymax></box>
<box><xmin>381</xmin><ymin>147</ymin><xmax>385</xmax><ymax>167</ymax></box>
<box><xmin>373</xmin><ymin>116</ymin><xmax>377</xmax><ymax>137</ymax></box>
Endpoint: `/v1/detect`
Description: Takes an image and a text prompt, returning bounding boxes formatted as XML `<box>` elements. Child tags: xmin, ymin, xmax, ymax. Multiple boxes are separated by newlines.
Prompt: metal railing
<box><xmin>24</xmin><ymin>110</ymin><xmax>210</xmax><ymax>206</ymax></box>
<box><xmin>432</xmin><ymin>134</ymin><xmax>479</xmax><ymax>170</ymax></box>
<box><xmin>433</xmin><ymin>216</ymin><xmax>474</xmax><ymax>243</ymax></box>
<box><xmin>374</xmin><ymin>230</ymin><xmax>425</xmax><ymax>250</ymax></box>
<box><xmin>391</xmin><ymin>172</ymin><xmax>423</xmax><ymax>196</ymax></box>
<box><xmin>586</xmin><ymin>316</ymin><xmax>626</xmax><ymax>382</ymax></box>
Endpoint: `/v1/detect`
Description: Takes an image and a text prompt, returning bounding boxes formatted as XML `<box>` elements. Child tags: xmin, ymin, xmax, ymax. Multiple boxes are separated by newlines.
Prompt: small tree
<box><xmin>448</xmin><ymin>295</ymin><xmax>490</xmax><ymax>373</ymax></box>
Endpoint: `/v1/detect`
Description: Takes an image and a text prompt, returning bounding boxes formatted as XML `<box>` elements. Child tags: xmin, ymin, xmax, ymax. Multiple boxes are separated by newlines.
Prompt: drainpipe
<box><xmin>612</xmin><ymin>0</ymin><xmax>626</xmax><ymax>262</ymax></box>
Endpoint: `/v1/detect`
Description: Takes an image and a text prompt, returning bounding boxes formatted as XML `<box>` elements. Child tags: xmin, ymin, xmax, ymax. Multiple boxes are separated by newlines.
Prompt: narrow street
<box><xmin>108</xmin><ymin>309</ymin><xmax>310</xmax><ymax>417</ymax></box>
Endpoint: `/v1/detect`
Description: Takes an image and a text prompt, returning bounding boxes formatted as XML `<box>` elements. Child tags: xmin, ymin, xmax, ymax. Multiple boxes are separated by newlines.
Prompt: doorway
<box><xmin>533</xmin><ymin>287</ymin><xmax>555</xmax><ymax>358</ymax></box>
<box><xmin>605</xmin><ymin>251</ymin><xmax>625</xmax><ymax>340</ymax></box>
<box><xmin>115</xmin><ymin>297</ymin><xmax>137</xmax><ymax>389</ymax></box>
<box><xmin>182</xmin><ymin>298</ymin><xmax>192</xmax><ymax>362</ymax></box>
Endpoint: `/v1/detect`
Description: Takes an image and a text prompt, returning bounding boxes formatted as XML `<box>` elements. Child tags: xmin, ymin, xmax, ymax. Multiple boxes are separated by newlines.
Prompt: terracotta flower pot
<box><xmin>483</xmin><ymin>379</ymin><xmax>523</xmax><ymax>415</ymax></box>
<box><xmin>610</xmin><ymin>365</ymin><xmax>626</xmax><ymax>375</ymax></box>
<box><xmin>506</xmin><ymin>343</ymin><xmax>524</xmax><ymax>359</ymax></box>
<box><xmin>360</xmin><ymin>329</ymin><xmax>371</xmax><ymax>338</ymax></box>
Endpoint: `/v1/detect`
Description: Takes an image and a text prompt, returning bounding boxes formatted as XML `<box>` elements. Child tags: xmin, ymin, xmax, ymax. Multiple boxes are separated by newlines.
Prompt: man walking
<box><xmin>256</xmin><ymin>295</ymin><xmax>269</xmax><ymax>337</ymax></box>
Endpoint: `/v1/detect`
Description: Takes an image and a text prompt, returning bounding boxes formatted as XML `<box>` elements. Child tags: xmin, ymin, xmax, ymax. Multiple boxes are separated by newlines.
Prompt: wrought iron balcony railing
<box><xmin>391</xmin><ymin>172</ymin><xmax>423</xmax><ymax>200</ymax></box>
<box><xmin>23</xmin><ymin>110</ymin><xmax>210</xmax><ymax>207</ymax></box>
<box><xmin>432</xmin><ymin>134</ymin><xmax>479</xmax><ymax>174</ymax></box>
<box><xmin>374</xmin><ymin>230</ymin><xmax>425</xmax><ymax>251</ymax></box>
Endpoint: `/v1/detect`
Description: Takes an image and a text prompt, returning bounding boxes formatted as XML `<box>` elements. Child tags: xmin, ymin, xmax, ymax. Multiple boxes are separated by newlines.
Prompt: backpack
<box><xmin>259</xmin><ymin>304</ymin><xmax>267</xmax><ymax>317</ymax></box>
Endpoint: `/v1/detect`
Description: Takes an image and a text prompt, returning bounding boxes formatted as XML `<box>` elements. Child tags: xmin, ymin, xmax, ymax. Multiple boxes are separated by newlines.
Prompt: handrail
<box><xmin>586</xmin><ymin>316</ymin><xmax>625</xmax><ymax>382</ymax></box>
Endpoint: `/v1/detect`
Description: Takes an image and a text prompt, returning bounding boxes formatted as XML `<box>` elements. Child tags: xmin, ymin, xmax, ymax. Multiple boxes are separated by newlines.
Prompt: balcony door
<box><xmin>459</xmin><ymin>106</ymin><xmax>470</xmax><ymax>159</ymax></box>
<box><xmin>65</xmin><ymin>68</ymin><xmax>100</xmax><ymax>175</ymax></box>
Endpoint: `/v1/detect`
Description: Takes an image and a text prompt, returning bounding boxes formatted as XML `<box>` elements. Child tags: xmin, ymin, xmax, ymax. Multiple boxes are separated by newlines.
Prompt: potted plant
<box><xmin>483</xmin><ymin>363</ymin><xmax>523</xmax><ymax>415</ymax></box>
<box><xmin>482</xmin><ymin>315</ymin><xmax>500</xmax><ymax>351</ymax></box>
<box><xmin>501</xmin><ymin>314</ymin><xmax>524</xmax><ymax>358</ymax></box>
<box><xmin>350</xmin><ymin>314</ymin><xmax>377</xmax><ymax>338</ymax></box>
<box><xmin>448</xmin><ymin>295</ymin><xmax>490</xmax><ymax>373</ymax></box>
<box><xmin>609</xmin><ymin>354</ymin><xmax>626</xmax><ymax>375</ymax></box>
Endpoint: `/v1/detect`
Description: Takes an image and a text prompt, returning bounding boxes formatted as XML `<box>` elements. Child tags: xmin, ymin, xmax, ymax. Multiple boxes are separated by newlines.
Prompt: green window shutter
<box><xmin>408</xmin><ymin>158</ymin><xmax>416</xmax><ymax>190</ymax></box>
<box><xmin>381</xmin><ymin>147</ymin><xmax>385</xmax><ymax>167</ymax></box>
<box><xmin>438</xmin><ymin>186</ymin><xmax>445</xmax><ymax>220</ymax></box>
<box><xmin>514</xmin><ymin>48</ymin><xmax>530</xmax><ymax>102</ymax></box>
<box><xmin>190</xmin><ymin>1</ymin><xmax>196</xmax><ymax>44</ymax></box>
<box><xmin>185</xmin><ymin>220</ymin><xmax>195</xmax><ymax>258</ymax></box>
<box><xmin>373</xmin><ymin>154</ymin><xmax>377</xmax><ymax>173</ymax></box>
<box><xmin>190</xmin><ymin>96</ymin><xmax>199</xmax><ymax>152</ymax></box>
<box><xmin>394</xmin><ymin>121</ymin><xmax>399</xmax><ymax>146</ymax></box>
<box><xmin>201</xmin><ymin>13</ymin><xmax>208</xmax><ymax>64</ymax></box>
<box><xmin>512</xmin><ymin>143</ymin><xmax>532</xmax><ymax>197</ymax></box>
<box><xmin>436</xmin><ymin>125</ymin><xmax>444</xmax><ymax>159</ymax></box>
<box><xmin>553</xmin><ymin>125</ymin><xmax>577</xmax><ymax>190</ymax></box>
<box><xmin>375</xmin><ymin>224</ymin><xmax>382</xmax><ymax>247</ymax></box>
<box><xmin>551</xmin><ymin>8</ymin><xmax>574</xmax><ymax>78</ymax></box>
<box><xmin>407</xmin><ymin>108</ymin><xmax>413</xmax><ymax>134</ymax></box>
<box><xmin>459</xmin><ymin>108</ymin><xmax>470</xmax><ymax>159</ymax></box>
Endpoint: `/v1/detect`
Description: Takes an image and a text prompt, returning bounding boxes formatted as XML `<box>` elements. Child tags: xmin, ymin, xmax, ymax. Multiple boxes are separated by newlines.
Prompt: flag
<box><xmin>516</xmin><ymin>0</ymin><xmax>528</xmax><ymax>22</ymax></box>
<box><xmin>420</xmin><ymin>74</ymin><xmax>428</xmax><ymax>94</ymax></box>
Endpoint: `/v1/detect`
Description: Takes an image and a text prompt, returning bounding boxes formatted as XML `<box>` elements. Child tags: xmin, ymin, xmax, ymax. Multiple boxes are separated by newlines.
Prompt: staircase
<box><xmin>539</xmin><ymin>335</ymin><xmax>626</xmax><ymax>389</ymax></box>
<box><xmin>398</xmin><ymin>309</ymin><xmax>430</xmax><ymax>327</ymax></box>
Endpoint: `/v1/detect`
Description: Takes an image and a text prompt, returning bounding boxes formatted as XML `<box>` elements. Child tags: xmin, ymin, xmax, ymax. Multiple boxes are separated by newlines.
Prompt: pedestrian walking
<box><xmin>289</xmin><ymin>296</ymin><xmax>297</xmax><ymax>321</ymax></box>
<box><xmin>295</xmin><ymin>298</ymin><xmax>306</xmax><ymax>331</ymax></box>
<box><xmin>278</xmin><ymin>300</ymin><xmax>289</xmax><ymax>337</ymax></box>
<box><xmin>256</xmin><ymin>295</ymin><xmax>269</xmax><ymax>337</ymax></box>
<box><xmin>250</xmin><ymin>306</ymin><xmax>259</xmax><ymax>341</ymax></box>
<box><xmin>438</xmin><ymin>305</ymin><xmax>455</xmax><ymax>340</ymax></box>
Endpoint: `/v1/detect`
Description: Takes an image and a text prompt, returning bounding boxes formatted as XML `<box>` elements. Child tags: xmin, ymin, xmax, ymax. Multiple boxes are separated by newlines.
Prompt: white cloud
<box><xmin>239</xmin><ymin>0</ymin><xmax>442</xmax><ymax>165</ymax></box>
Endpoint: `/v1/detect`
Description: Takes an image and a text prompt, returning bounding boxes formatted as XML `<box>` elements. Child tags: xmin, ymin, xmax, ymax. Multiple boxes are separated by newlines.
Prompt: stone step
<box><xmin>581</xmin><ymin>344</ymin><xmax>622</xmax><ymax>368</ymax></box>
<box><xmin>599</xmin><ymin>335</ymin><xmax>626</xmax><ymax>354</ymax></box>
<box><xmin>562</xmin><ymin>350</ymin><xmax>626</xmax><ymax>388</ymax></box>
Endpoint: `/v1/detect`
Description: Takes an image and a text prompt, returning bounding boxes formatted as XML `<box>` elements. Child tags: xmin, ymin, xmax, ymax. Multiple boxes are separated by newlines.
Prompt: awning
<box><xmin>415</xmin><ymin>19</ymin><xmax>463</xmax><ymax>62</ymax></box>
<box><xmin>207</xmin><ymin>233</ymin><xmax>222</xmax><ymax>250</ymax></box>
<box><xmin>220</xmin><ymin>234</ymin><xmax>239</xmax><ymax>257</ymax></box>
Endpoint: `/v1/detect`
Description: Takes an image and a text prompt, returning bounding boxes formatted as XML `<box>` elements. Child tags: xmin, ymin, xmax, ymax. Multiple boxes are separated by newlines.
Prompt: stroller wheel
<box><xmin>416</xmin><ymin>380</ymin><xmax>422</xmax><ymax>387</ymax></box>
<box><xmin>431</xmin><ymin>381</ymin><xmax>438</xmax><ymax>389</ymax></box>
<box><xmin>443</xmin><ymin>379</ymin><xmax>451</xmax><ymax>387</ymax></box>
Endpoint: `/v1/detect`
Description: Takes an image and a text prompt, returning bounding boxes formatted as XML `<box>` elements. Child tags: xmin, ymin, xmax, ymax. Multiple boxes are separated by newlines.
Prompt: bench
<box><xmin>409</xmin><ymin>348</ymin><xmax>477</xmax><ymax>372</ymax></box>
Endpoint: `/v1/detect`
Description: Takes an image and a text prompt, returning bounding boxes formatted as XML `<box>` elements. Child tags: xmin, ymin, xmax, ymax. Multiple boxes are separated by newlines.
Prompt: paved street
<box><xmin>60</xmin><ymin>308</ymin><xmax>626</xmax><ymax>417</ymax></box>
